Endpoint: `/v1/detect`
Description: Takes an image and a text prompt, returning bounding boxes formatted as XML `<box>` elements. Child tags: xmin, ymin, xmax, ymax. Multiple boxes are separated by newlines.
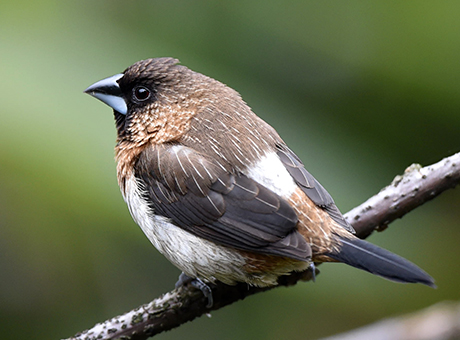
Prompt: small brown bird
<box><xmin>85</xmin><ymin>58</ymin><xmax>434</xmax><ymax>304</ymax></box>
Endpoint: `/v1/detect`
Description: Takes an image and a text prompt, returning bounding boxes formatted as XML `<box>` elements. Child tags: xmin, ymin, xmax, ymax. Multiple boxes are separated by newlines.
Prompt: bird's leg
<box><xmin>175</xmin><ymin>272</ymin><xmax>213</xmax><ymax>308</ymax></box>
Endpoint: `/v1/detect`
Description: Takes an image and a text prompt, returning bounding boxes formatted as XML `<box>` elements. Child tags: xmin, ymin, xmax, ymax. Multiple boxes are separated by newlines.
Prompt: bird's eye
<box><xmin>133</xmin><ymin>86</ymin><xmax>151</xmax><ymax>101</ymax></box>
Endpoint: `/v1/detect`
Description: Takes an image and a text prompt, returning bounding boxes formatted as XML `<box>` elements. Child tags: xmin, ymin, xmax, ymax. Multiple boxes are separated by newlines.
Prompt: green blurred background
<box><xmin>1</xmin><ymin>1</ymin><xmax>459</xmax><ymax>339</ymax></box>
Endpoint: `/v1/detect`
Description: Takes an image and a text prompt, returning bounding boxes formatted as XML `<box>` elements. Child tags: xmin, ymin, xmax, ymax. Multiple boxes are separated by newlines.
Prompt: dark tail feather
<box><xmin>326</xmin><ymin>237</ymin><xmax>435</xmax><ymax>288</ymax></box>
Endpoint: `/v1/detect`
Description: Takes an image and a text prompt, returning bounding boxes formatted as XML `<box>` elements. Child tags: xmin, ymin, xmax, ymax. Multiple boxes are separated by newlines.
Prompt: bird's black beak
<box><xmin>84</xmin><ymin>74</ymin><xmax>128</xmax><ymax>115</ymax></box>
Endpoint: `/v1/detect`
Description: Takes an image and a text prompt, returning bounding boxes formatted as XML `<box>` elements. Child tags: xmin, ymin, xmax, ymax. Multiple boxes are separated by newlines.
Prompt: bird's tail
<box><xmin>325</xmin><ymin>236</ymin><xmax>435</xmax><ymax>288</ymax></box>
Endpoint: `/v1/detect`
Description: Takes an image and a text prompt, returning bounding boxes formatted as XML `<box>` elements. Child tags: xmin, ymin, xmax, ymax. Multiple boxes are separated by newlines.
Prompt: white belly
<box><xmin>123</xmin><ymin>174</ymin><xmax>248</xmax><ymax>285</ymax></box>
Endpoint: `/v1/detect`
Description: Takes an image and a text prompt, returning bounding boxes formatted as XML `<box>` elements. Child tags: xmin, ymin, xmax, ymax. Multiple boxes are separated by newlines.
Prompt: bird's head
<box><xmin>85</xmin><ymin>58</ymin><xmax>219</xmax><ymax>146</ymax></box>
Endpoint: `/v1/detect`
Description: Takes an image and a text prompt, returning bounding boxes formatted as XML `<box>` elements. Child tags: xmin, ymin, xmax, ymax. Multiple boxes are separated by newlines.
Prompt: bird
<box><xmin>85</xmin><ymin>57</ymin><xmax>434</xmax><ymax>305</ymax></box>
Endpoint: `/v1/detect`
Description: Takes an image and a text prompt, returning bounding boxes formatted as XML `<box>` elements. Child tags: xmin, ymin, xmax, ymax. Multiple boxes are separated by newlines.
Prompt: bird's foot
<box><xmin>175</xmin><ymin>272</ymin><xmax>213</xmax><ymax>308</ymax></box>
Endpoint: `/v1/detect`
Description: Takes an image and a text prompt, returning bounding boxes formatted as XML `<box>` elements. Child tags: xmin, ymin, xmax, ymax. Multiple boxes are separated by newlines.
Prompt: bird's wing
<box><xmin>133</xmin><ymin>144</ymin><xmax>311</xmax><ymax>260</ymax></box>
<box><xmin>276</xmin><ymin>144</ymin><xmax>355</xmax><ymax>233</ymax></box>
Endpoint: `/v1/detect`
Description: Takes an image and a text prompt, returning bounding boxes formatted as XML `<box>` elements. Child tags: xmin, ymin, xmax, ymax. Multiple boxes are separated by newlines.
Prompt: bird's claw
<box><xmin>176</xmin><ymin>272</ymin><xmax>213</xmax><ymax>308</ymax></box>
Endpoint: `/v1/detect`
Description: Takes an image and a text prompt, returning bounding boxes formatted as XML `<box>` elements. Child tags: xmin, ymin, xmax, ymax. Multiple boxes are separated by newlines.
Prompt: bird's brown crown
<box><xmin>114</xmin><ymin>58</ymin><xmax>235</xmax><ymax>149</ymax></box>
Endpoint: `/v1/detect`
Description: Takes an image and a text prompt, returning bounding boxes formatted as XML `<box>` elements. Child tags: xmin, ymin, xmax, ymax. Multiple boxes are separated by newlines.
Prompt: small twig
<box><xmin>65</xmin><ymin>152</ymin><xmax>460</xmax><ymax>340</ymax></box>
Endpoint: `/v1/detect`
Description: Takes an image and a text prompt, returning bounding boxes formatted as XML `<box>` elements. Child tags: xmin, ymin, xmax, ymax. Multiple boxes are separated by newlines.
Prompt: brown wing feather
<box><xmin>134</xmin><ymin>144</ymin><xmax>311</xmax><ymax>261</ymax></box>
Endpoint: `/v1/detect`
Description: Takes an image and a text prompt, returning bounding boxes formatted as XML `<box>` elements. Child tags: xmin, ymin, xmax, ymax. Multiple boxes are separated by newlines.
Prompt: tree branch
<box><xmin>345</xmin><ymin>153</ymin><xmax>460</xmax><ymax>238</ymax></box>
<box><xmin>65</xmin><ymin>152</ymin><xmax>460</xmax><ymax>340</ymax></box>
<box><xmin>318</xmin><ymin>301</ymin><xmax>460</xmax><ymax>340</ymax></box>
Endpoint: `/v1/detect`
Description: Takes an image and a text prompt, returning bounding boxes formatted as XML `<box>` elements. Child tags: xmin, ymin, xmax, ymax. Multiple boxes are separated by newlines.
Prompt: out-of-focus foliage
<box><xmin>1</xmin><ymin>1</ymin><xmax>459</xmax><ymax>339</ymax></box>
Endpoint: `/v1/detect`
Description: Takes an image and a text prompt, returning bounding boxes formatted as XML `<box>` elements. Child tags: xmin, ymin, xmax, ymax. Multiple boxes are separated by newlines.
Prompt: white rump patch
<box><xmin>244</xmin><ymin>151</ymin><xmax>297</xmax><ymax>199</ymax></box>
